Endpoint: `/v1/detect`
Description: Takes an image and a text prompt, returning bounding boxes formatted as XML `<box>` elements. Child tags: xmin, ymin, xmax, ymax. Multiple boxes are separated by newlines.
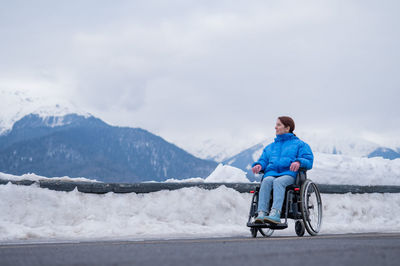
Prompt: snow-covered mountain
<box><xmin>298</xmin><ymin>130</ymin><xmax>392</xmax><ymax>158</ymax></box>
<box><xmin>0</xmin><ymin>112</ymin><xmax>218</xmax><ymax>182</ymax></box>
<box><xmin>181</xmin><ymin>138</ymin><xmax>263</xmax><ymax>163</ymax></box>
<box><xmin>368</xmin><ymin>147</ymin><xmax>400</xmax><ymax>160</ymax></box>
<box><xmin>0</xmin><ymin>89</ymin><xmax>217</xmax><ymax>182</ymax></box>
<box><xmin>0</xmin><ymin>89</ymin><xmax>89</xmax><ymax>135</ymax></box>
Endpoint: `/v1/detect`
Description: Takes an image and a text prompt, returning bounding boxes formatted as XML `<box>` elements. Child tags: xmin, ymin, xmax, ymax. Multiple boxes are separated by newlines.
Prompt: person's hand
<box><xmin>290</xmin><ymin>161</ymin><xmax>300</xmax><ymax>172</ymax></box>
<box><xmin>252</xmin><ymin>164</ymin><xmax>262</xmax><ymax>174</ymax></box>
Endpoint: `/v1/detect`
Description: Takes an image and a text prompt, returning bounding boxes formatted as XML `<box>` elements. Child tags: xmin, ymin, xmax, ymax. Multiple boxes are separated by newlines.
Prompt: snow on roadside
<box><xmin>308</xmin><ymin>153</ymin><xmax>400</xmax><ymax>185</ymax></box>
<box><xmin>164</xmin><ymin>177</ymin><xmax>205</xmax><ymax>183</ymax></box>
<box><xmin>0</xmin><ymin>183</ymin><xmax>399</xmax><ymax>242</ymax></box>
<box><xmin>205</xmin><ymin>164</ymin><xmax>248</xmax><ymax>183</ymax></box>
<box><xmin>0</xmin><ymin>172</ymin><xmax>99</xmax><ymax>183</ymax></box>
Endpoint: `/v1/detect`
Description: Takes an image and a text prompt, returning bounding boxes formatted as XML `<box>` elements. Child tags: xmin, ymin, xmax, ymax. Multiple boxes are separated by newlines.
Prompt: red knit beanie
<box><xmin>278</xmin><ymin>116</ymin><xmax>295</xmax><ymax>133</ymax></box>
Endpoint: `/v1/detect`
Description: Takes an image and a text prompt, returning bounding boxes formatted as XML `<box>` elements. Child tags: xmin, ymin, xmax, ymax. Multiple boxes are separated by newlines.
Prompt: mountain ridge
<box><xmin>0</xmin><ymin>113</ymin><xmax>217</xmax><ymax>182</ymax></box>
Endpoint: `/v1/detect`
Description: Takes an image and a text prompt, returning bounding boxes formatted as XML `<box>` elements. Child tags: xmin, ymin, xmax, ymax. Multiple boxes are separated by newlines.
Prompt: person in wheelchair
<box><xmin>251</xmin><ymin>116</ymin><xmax>314</xmax><ymax>225</ymax></box>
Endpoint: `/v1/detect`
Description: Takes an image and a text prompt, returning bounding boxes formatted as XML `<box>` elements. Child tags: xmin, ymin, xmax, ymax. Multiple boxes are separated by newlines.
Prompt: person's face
<box><xmin>275</xmin><ymin>119</ymin><xmax>290</xmax><ymax>135</ymax></box>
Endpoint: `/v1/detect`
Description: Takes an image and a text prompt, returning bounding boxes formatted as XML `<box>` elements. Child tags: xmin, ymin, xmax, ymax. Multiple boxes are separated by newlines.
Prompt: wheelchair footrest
<box><xmin>247</xmin><ymin>222</ymin><xmax>288</xmax><ymax>230</ymax></box>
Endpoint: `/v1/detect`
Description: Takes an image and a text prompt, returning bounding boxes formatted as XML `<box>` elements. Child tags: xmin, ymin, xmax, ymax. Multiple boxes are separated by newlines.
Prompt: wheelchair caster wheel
<box><xmin>295</xmin><ymin>220</ymin><xmax>305</xmax><ymax>237</ymax></box>
<box><xmin>250</xmin><ymin>228</ymin><xmax>258</xmax><ymax>238</ymax></box>
<box><xmin>259</xmin><ymin>228</ymin><xmax>274</xmax><ymax>237</ymax></box>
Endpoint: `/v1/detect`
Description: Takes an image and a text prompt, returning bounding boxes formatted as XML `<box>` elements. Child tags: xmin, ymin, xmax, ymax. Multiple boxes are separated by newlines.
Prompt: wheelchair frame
<box><xmin>247</xmin><ymin>169</ymin><xmax>323</xmax><ymax>237</ymax></box>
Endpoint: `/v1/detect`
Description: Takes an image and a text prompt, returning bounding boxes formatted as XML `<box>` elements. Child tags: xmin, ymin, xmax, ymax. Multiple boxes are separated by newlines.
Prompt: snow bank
<box><xmin>0</xmin><ymin>172</ymin><xmax>99</xmax><ymax>183</ymax></box>
<box><xmin>205</xmin><ymin>164</ymin><xmax>248</xmax><ymax>183</ymax></box>
<box><xmin>164</xmin><ymin>177</ymin><xmax>205</xmax><ymax>183</ymax></box>
<box><xmin>1</xmin><ymin>183</ymin><xmax>399</xmax><ymax>242</ymax></box>
<box><xmin>308</xmin><ymin>153</ymin><xmax>400</xmax><ymax>185</ymax></box>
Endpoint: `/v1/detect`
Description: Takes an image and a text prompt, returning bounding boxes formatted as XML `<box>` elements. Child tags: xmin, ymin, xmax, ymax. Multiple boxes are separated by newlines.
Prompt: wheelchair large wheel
<box><xmin>300</xmin><ymin>180</ymin><xmax>322</xmax><ymax>236</ymax></box>
<box><xmin>248</xmin><ymin>191</ymin><xmax>274</xmax><ymax>238</ymax></box>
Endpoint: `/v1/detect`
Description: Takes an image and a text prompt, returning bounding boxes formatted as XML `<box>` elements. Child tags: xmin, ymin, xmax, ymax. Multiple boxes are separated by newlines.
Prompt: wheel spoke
<box><xmin>301</xmin><ymin>181</ymin><xmax>322</xmax><ymax>235</ymax></box>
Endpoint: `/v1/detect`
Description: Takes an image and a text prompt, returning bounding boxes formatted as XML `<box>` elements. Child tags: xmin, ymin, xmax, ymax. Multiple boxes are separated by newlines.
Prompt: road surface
<box><xmin>1</xmin><ymin>233</ymin><xmax>399</xmax><ymax>266</ymax></box>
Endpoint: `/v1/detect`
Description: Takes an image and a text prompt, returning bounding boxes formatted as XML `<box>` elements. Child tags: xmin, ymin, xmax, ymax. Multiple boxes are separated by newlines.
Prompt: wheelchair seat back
<box><xmin>295</xmin><ymin>168</ymin><xmax>307</xmax><ymax>186</ymax></box>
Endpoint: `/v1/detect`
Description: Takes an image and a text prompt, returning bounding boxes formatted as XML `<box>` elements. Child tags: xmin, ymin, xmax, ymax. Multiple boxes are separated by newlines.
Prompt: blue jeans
<box><xmin>257</xmin><ymin>175</ymin><xmax>295</xmax><ymax>213</ymax></box>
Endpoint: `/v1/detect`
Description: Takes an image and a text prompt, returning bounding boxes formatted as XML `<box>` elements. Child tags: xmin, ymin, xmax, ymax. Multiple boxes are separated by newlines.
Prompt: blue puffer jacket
<box><xmin>252</xmin><ymin>133</ymin><xmax>314</xmax><ymax>179</ymax></box>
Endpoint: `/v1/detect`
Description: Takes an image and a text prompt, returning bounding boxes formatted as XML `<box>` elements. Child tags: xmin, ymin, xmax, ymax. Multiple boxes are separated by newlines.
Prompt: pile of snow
<box><xmin>308</xmin><ymin>153</ymin><xmax>400</xmax><ymax>186</ymax></box>
<box><xmin>0</xmin><ymin>172</ymin><xmax>99</xmax><ymax>183</ymax></box>
<box><xmin>205</xmin><ymin>164</ymin><xmax>248</xmax><ymax>183</ymax></box>
<box><xmin>165</xmin><ymin>164</ymin><xmax>250</xmax><ymax>183</ymax></box>
<box><xmin>0</xmin><ymin>183</ymin><xmax>399</xmax><ymax>242</ymax></box>
<box><xmin>164</xmin><ymin>177</ymin><xmax>206</xmax><ymax>183</ymax></box>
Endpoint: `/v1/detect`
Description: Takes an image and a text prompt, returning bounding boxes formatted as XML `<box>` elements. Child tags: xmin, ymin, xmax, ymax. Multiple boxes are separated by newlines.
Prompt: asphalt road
<box><xmin>1</xmin><ymin>233</ymin><xmax>399</xmax><ymax>266</ymax></box>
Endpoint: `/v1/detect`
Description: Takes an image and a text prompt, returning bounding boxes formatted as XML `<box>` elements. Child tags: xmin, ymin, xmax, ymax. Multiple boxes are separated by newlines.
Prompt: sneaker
<box><xmin>254</xmin><ymin>211</ymin><xmax>265</xmax><ymax>224</ymax></box>
<box><xmin>264</xmin><ymin>209</ymin><xmax>281</xmax><ymax>224</ymax></box>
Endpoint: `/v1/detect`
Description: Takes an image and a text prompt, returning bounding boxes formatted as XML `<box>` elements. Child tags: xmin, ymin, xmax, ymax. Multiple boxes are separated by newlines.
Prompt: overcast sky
<box><xmin>1</xmin><ymin>0</ymin><xmax>399</xmax><ymax>155</ymax></box>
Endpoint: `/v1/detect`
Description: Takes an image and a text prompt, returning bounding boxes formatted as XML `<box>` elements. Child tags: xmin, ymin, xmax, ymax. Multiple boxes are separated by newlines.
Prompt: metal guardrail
<box><xmin>1</xmin><ymin>179</ymin><xmax>400</xmax><ymax>194</ymax></box>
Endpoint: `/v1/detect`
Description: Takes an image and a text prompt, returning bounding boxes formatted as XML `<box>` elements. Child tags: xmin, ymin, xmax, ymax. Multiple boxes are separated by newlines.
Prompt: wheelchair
<box><xmin>247</xmin><ymin>169</ymin><xmax>322</xmax><ymax>237</ymax></box>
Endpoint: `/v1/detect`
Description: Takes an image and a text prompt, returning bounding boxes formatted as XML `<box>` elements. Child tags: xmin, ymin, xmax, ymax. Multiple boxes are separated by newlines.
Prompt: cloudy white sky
<box><xmin>1</xmin><ymin>0</ymin><xmax>399</xmax><ymax>157</ymax></box>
